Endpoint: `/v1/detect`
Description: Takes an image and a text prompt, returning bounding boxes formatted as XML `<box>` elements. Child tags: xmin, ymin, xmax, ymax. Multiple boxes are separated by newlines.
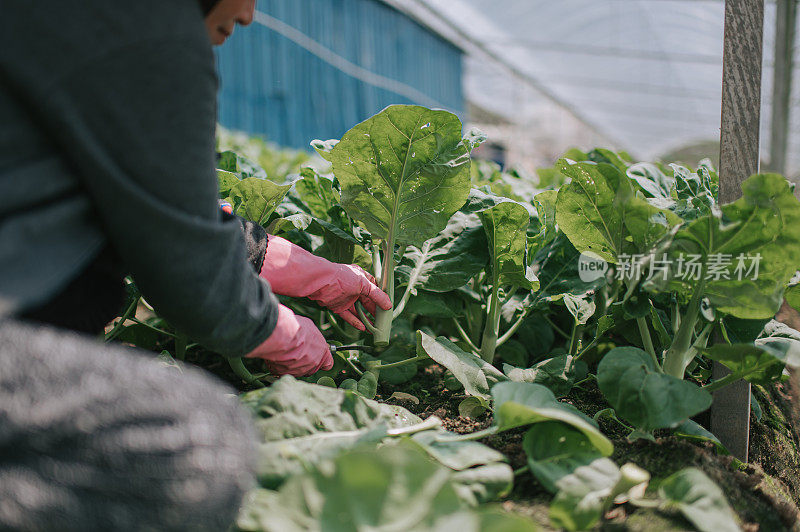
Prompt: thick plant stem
<box><xmin>479</xmin><ymin>280</ymin><xmax>501</xmax><ymax>362</ymax></box>
<box><xmin>372</xmin><ymin>240</ymin><xmax>395</xmax><ymax>346</ymax></box>
<box><xmin>663</xmin><ymin>281</ymin><xmax>706</xmax><ymax>378</ymax></box>
<box><xmin>372</xmin><ymin>244</ymin><xmax>382</xmax><ymax>280</ymax></box>
<box><xmin>636</xmin><ymin>317</ymin><xmax>660</xmax><ymax>370</ymax></box>
<box><xmin>364</xmin><ymin>359</ymin><xmax>381</xmax><ymax>382</ymax></box>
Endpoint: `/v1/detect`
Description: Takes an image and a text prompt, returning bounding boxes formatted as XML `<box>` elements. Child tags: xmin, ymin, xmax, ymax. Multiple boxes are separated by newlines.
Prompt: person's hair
<box><xmin>198</xmin><ymin>0</ymin><xmax>222</xmax><ymax>15</ymax></box>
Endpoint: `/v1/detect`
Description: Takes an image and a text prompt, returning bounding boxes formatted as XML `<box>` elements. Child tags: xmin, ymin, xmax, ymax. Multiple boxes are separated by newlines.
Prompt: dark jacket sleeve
<box><xmin>3</xmin><ymin>6</ymin><xmax>279</xmax><ymax>356</ymax></box>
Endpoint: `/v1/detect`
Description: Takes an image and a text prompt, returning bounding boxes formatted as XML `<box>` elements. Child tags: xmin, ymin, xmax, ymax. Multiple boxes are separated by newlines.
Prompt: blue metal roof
<box><xmin>215</xmin><ymin>0</ymin><xmax>464</xmax><ymax>150</ymax></box>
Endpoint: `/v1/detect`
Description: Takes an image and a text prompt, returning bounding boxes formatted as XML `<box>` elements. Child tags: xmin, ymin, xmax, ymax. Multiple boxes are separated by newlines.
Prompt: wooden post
<box><xmin>768</xmin><ymin>0</ymin><xmax>796</xmax><ymax>174</ymax></box>
<box><xmin>712</xmin><ymin>0</ymin><xmax>765</xmax><ymax>461</ymax></box>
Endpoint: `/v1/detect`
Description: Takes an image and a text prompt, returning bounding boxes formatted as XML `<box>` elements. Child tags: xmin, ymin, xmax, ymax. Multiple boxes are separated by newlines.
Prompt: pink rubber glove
<box><xmin>245</xmin><ymin>304</ymin><xmax>333</xmax><ymax>376</ymax></box>
<box><xmin>259</xmin><ymin>235</ymin><xmax>392</xmax><ymax>332</ymax></box>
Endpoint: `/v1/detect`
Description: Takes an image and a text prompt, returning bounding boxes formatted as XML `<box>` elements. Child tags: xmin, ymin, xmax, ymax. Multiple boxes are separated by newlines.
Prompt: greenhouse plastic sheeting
<box><xmin>401</xmin><ymin>0</ymin><xmax>799</xmax><ymax>172</ymax></box>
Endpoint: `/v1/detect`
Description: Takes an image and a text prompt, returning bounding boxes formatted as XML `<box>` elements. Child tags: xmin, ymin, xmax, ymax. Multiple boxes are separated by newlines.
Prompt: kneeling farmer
<box><xmin>0</xmin><ymin>0</ymin><xmax>390</xmax><ymax>529</ymax></box>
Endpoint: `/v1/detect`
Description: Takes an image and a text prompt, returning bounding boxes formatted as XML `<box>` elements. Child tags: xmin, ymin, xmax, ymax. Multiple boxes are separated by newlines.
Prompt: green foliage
<box><xmin>395</xmin><ymin>212</ymin><xmax>488</xmax><ymax>293</ymax></box>
<box><xmin>226</xmin><ymin>178</ymin><xmax>296</xmax><ymax>225</ymax></box>
<box><xmin>416</xmin><ymin>331</ymin><xmax>507</xmax><ymax>401</ymax></box>
<box><xmin>491</xmin><ymin>382</ymin><xmax>613</xmax><ymax>455</ymax></box>
<box><xmin>502</xmin><ymin>355</ymin><xmax>580</xmax><ymax>397</ymax></box>
<box><xmin>240</xmin><ymin>376</ymin><xmax>510</xmax><ymax>500</ymax></box>
<box><xmin>597</xmin><ymin>347</ymin><xmax>712</xmax><ymax>433</ymax></box>
<box><xmin>241</xmin><ymin>376</ymin><xmax>419</xmax><ymax>488</ymax></box>
<box><xmin>646</xmin><ymin>174</ymin><xmax>800</xmax><ymax>319</ymax></box>
<box><xmin>237</xmin><ymin>444</ymin><xmax>534</xmax><ymax>532</ymax></box>
<box><xmin>522</xmin><ymin>422</ymin><xmax>607</xmax><ymax>493</ymax></box>
<box><xmin>314</xmin><ymin>104</ymin><xmax>479</xmax><ymax>345</ymax></box>
<box><xmin>658</xmin><ymin>468</ymin><xmax>740</xmax><ymax>532</ymax></box>
<box><xmin>555</xmin><ymin>159</ymin><xmax>678</xmax><ymax>263</ymax></box>
<box><xmin>317</xmin><ymin>104</ymin><xmax>472</xmax><ymax>246</ymax></box>
<box><xmin>114</xmin><ymin>115</ymin><xmax>792</xmax><ymax>530</ymax></box>
<box><xmin>479</xmin><ymin>200</ymin><xmax>538</xmax><ymax>290</ymax></box>
<box><xmin>701</xmin><ymin>344</ymin><xmax>786</xmax><ymax>385</ymax></box>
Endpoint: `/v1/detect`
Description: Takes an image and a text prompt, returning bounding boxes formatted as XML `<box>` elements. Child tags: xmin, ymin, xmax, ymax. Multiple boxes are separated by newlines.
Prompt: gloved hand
<box><xmin>260</xmin><ymin>235</ymin><xmax>392</xmax><ymax>331</ymax></box>
<box><xmin>245</xmin><ymin>304</ymin><xmax>333</xmax><ymax>376</ymax></box>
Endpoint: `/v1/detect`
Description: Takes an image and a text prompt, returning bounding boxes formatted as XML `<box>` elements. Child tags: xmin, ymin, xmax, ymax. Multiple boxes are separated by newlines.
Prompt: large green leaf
<box><xmin>480</xmin><ymin>199</ymin><xmax>538</xmax><ymax>289</ymax></box>
<box><xmin>597</xmin><ymin>347</ymin><xmax>712</xmax><ymax>431</ymax></box>
<box><xmin>548</xmin><ymin>457</ymin><xmax>621</xmax><ymax>531</ymax></box>
<box><xmin>701</xmin><ymin>344</ymin><xmax>785</xmax><ymax>385</ymax></box>
<box><xmin>674</xmin><ymin>420</ymin><xmax>728</xmax><ymax>454</ymax></box>
<box><xmin>503</xmin><ymin>355</ymin><xmax>578</xmax><ymax>397</ymax></box>
<box><xmin>236</xmin><ymin>444</ymin><xmax>534</xmax><ymax>532</ymax></box>
<box><xmin>218</xmin><ymin>150</ymin><xmax>268</xmax><ymax>179</ymax></box>
<box><xmin>531</xmin><ymin>189</ymin><xmax>559</xmax><ymax>253</ymax></box>
<box><xmin>626</xmin><ymin>162</ymin><xmax>674</xmax><ymax>199</ymax></box>
<box><xmin>461</xmin><ymin>188</ymin><xmax>537</xmax><ymax>290</ymax></box>
<box><xmin>533</xmin><ymin>232</ymin><xmax>605</xmax><ymax>300</ymax></box>
<box><xmin>490</xmin><ymin>382</ymin><xmax>613</xmax><ymax>455</ymax></box>
<box><xmin>408</xmin><ymin>431</ymin><xmax>514</xmax><ymax>504</ymax></box>
<box><xmin>549</xmin><ymin>461</ymin><xmax>650</xmax><ymax>532</ymax></box>
<box><xmin>756</xmin><ymin>319</ymin><xmax>800</xmax><ymax>368</ymax></box>
<box><xmin>406</xmin><ymin>433</ymin><xmax>513</xmax><ymax>505</ymax></box>
<box><xmin>522</xmin><ymin>421</ymin><xmax>607</xmax><ymax>493</ymax></box>
<box><xmin>554</xmin><ymin>160</ymin><xmax>679</xmax><ymax>263</ymax></box>
<box><xmin>240</xmin><ymin>376</ymin><xmax>421</xmax><ymax>488</ymax></box>
<box><xmin>416</xmin><ymin>332</ymin><xmax>507</xmax><ymax>401</ymax></box>
<box><xmin>396</xmin><ymin>211</ymin><xmax>488</xmax><ymax>293</ymax></box>
<box><xmin>322</xmin><ymin>105</ymin><xmax>473</xmax><ymax>246</ymax></box>
<box><xmin>513</xmin><ymin>313</ymin><xmax>556</xmax><ymax>360</ymax></box>
<box><xmin>405</xmin><ymin>290</ymin><xmax>464</xmax><ymax>318</ymax></box>
<box><xmin>226</xmin><ymin>177</ymin><xmax>296</xmax><ymax>226</ymax></box>
<box><xmin>658</xmin><ymin>468</ymin><xmax>739</xmax><ymax>532</ymax></box>
<box><xmin>450</xmin><ymin>464</ymin><xmax>515</xmax><ymax>507</ymax></box>
<box><xmin>460</xmin><ymin>186</ymin><xmax>507</xmax><ymax>214</ymax></box>
<box><xmin>294</xmin><ymin>167</ymin><xmax>338</xmax><ymax>219</ymax></box>
<box><xmin>241</xmin><ymin>376</ymin><xmax>510</xmax><ymax>499</ymax></box>
<box><xmin>645</xmin><ymin>173</ymin><xmax>800</xmax><ymax>319</ymax></box>
<box><xmin>217</xmin><ymin>169</ymin><xmax>241</xmax><ymax>198</ymax></box>
<box><xmin>410</xmin><ymin>432</ymin><xmax>508</xmax><ymax>471</ymax></box>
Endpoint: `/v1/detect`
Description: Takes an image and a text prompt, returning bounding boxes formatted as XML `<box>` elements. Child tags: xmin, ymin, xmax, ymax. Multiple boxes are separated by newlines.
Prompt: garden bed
<box><xmin>112</xmin><ymin>106</ymin><xmax>800</xmax><ymax>531</ymax></box>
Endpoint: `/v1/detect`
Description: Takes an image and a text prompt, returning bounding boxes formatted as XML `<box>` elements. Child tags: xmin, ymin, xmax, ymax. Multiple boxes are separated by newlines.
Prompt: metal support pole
<box><xmin>768</xmin><ymin>0</ymin><xmax>796</xmax><ymax>174</ymax></box>
<box><xmin>712</xmin><ymin>0</ymin><xmax>765</xmax><ymax>462</ymax></box>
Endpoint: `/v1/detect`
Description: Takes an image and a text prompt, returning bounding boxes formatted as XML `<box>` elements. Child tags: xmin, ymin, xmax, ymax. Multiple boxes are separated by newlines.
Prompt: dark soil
<box><xmin>377</xmin><ymin>363</ymin><xmax>800</xmax><ymax>531</ymax></box>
